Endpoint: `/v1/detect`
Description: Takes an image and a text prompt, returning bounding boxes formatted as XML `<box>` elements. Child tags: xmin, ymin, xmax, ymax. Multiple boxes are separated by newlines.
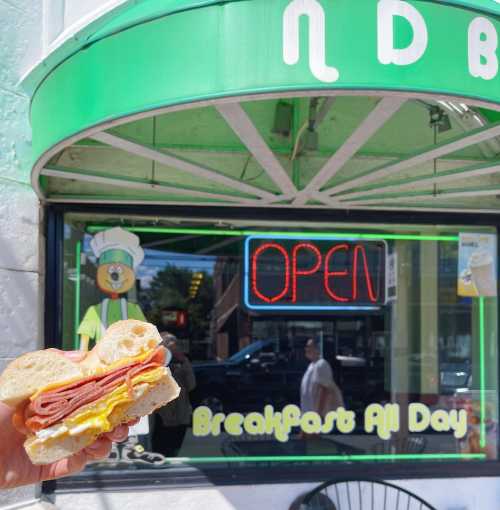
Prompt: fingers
<box><xmin>104</xmin><ymin>424</ymin><xmax>129</xmax><ymax>443</ymax></box>
<box><xmin>39</xmin><ymin>421</ymin><xmax>139</xmax><ymax>483</ymax></box>
<box><xmin>40</xmin><ymin>451</ymin><xmax>87</xmax><ymax>481</ymax></box>
<box><xmin>83</xmin><ymin>437</ymin><xmax>113</xmax><ymax>460</ymax></box>
<box><xmin>40</xmin><ymin>437</ymin><xmax>113</xmax><ymax>482</ymax></box>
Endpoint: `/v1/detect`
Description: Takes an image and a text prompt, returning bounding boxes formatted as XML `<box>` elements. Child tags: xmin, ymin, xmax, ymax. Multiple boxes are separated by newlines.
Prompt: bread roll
<box><xmin>0</xmin><ymin>351</ymin><xmax>84</xmax><ymax>407</ymax></box>
<box><xmin>80</xmin><ymin>319</ymin><xmax>163</xmax><ymax>374</ymax></box>
<box><xmin>24</xmin><ymin>373</ymin><xmax>179</xmax><ymax>465</ymax></box>
<box><xmin>95</xmin><ymin>320</ymin><xmax>163</xmax><ymax>365</ymax></box>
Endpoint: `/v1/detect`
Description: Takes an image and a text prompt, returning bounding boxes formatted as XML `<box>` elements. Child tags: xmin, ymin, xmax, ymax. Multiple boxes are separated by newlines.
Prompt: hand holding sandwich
<box><xmin>0</xmin><ymin>321</ymin><xmax>180</xmax><ymax>489</ymax></box>
<box><xmin>0</xmin><ymin>350</ymin><xmax>139</xmax><ymax>489</ymax></box>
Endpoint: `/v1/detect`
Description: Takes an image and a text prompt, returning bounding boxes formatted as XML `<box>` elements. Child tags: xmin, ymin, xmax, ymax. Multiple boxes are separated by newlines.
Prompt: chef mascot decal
<box><xmin>77</xmin><ymin>227</ymin><xmax>164</xmax><ymax>464</ymax></box>
<box><xmin>78</xmin><ymin>227</ymin><xmax>146</xmax><ymax>352</ymax></box>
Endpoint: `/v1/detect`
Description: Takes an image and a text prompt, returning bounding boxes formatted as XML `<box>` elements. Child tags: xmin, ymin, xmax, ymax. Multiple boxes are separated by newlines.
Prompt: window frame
<box><xmin>43</xmin><ymin>203</ymin><xmax>500</xmax><ymax>493</ymax></box>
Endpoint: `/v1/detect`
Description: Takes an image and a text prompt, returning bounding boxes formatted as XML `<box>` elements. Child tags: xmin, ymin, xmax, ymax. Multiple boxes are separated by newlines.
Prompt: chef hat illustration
<box><xmin>90</xmin><ymin>227</ymin><xmax>144</xmax><ymax>270</ymax></box>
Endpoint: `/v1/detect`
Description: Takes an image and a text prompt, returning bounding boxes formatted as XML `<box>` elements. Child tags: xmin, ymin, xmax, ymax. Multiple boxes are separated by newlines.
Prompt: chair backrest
<box><xmin>299</xmin><ymin>478</ymin><xmax>437</xmax><ymax>510</ymax></box>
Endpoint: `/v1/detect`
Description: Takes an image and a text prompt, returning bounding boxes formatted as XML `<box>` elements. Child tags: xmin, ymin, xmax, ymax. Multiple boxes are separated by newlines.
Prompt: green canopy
<box><xmin>26</xmin><ymin>0</ymin><xmax>500</xmax><ymax>213</ymax></box>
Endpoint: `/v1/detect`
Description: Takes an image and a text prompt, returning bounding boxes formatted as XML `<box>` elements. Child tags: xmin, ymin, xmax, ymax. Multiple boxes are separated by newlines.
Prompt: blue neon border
<box><xmin>243</xmin><ymin>234</ymin><xmax>385</xmax><ymax>312</ymax></box>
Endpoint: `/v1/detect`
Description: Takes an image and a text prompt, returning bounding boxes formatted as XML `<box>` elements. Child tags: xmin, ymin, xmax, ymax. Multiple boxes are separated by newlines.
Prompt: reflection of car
<box><xmin>191</xmin><ymin>341</ymin><xmax>306</xmax><ymax>413</ymax></box>
<box><xmin>440</xmin><ymin>362</ymin><xmax>471</xmax><ymax>394</ymax></box>
<box><xmin>336</xmin><ymin>355</ymin><xmax>366</xmax><ymax>368</ymax></box>
<box><xmin>191</xmin><ymin>341</ymin><xmax>387</xmax><ymax>416</ymax></box>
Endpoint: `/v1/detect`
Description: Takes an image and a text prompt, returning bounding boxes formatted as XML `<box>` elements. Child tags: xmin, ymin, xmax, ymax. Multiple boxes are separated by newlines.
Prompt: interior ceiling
<box><xmin>43</xmin><ymin>94</ymin><xmax>500</xmax><ymax>213</ymax></box>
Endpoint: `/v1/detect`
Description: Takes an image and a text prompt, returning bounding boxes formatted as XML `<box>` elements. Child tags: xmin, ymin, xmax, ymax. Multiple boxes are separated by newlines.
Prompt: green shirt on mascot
<box><xmin>78</xmin><ymin>227</ymin><xmax>146</xmax><ymax>351</ymax></box>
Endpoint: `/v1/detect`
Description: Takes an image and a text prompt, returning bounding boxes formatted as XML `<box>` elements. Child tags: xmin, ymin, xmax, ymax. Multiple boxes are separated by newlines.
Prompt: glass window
<box><xmin>60</xmin><ymin>213</ymin><xmax>498</xmax><ymax>473</ymax></box>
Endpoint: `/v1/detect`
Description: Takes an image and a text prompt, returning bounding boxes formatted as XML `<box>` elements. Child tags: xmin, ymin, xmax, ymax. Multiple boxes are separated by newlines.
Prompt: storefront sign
<box><xmin>386</xmin><ymin>252</ymin><xmax>398</xmax><ymax>301</ymax></box>
<box><xmin>283</xmin><ymin>0</ymin><xmax>500</xmax><ymax>84</ymax></box>
<box><xmin>31</xmin><ymin>0</ymin><xmax>500</xmax><ymax>170</ymax></box>
<box><xmin>192</xmin><ymin>403</ymin><xmax>467</xmax><ymax>442</ymax></box>
<box><xmin>244</xmin><ymin>236</ymin><xmax>387</xmax><ymax>310</ymax></box>
<box><xmin>458</xmin><ymin>233</ymin><xmax>498</xmax><ymax>297</ymax></box>
<box><xmin>161</xmin><ymin>309</ymin><xmax>188</xmax><ymax>329</ymax></box>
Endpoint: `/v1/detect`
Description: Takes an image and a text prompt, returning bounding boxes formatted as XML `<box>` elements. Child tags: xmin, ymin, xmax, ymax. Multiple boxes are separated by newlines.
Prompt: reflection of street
<box><xmin>85</xmin><ymin>420</ymin><xmax>477</xmax><ymax>471</ymax></box>
<box><xmin>172</xmin><ymin>430</ymin><xmax>462</xmax><ymax>459</ymax></box>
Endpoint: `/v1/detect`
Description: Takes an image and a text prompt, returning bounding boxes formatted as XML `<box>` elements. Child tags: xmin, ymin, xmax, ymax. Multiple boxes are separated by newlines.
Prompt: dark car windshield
<box><xmin>227</xmin><ymin>340</ymin><xmax>271</xmax><ymax>364</ymax></box>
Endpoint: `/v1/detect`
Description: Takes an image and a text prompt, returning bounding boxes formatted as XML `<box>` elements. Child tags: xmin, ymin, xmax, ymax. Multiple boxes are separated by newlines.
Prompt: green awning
<box><xmin>27</xmin><ymin>0</ymin><xmax>500</xmax><ymax>213</ymax></box>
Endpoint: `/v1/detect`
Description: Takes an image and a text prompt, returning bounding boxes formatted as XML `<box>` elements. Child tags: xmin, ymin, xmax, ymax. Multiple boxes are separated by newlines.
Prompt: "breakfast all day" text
<box><xmin>193</xmin><ymin>404</ymin><xmax>467</xmax><ymax>442</ymax></box>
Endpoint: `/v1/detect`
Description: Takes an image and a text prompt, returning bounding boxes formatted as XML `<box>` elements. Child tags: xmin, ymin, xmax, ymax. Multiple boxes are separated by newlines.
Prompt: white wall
<box><xmin>1</xmin><ymin>1</ymin><xmax>500</xmax><ymax>509</ymax></box>
<box><xmin>0</xmin><ymin>0</ymin><xmax>43</xmax><ymax>507</ymax></box>
<box><xmin>41</xmin><ymin>0</ymin><xmax>128</xmax><ymax>57</ymax></box>
<box><xmin>51</xmin><ymin>477</ymin><xmax>500</xmax><ymax>510</ymax></box>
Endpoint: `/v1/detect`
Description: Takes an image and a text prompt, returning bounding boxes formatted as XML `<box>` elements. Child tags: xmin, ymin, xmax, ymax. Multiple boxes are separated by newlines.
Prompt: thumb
<box><xmin>40</xmin><ymin>451</ymin><xmax>87</xmax><ymax>481</ymax></box>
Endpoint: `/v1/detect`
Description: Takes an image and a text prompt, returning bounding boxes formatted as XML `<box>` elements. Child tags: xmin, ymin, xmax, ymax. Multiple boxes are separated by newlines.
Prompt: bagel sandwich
<box><xmin>0</xmin><ymin>320</ymin><xmax>180</xmax><ymax>465</ymax></box>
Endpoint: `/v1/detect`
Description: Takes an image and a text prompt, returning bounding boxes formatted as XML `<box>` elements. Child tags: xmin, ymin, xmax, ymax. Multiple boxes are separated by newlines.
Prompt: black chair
<box><xmin>298</xmin><ymin>478</ymin><xmax>438</xmax><ymax>510</ymax></box>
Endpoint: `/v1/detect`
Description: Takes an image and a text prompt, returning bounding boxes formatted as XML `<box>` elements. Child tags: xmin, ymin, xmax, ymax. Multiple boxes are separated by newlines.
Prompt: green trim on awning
<box><xmin>31</xmin><ymin>0</ymin><xmax>500</xmax><ymax>171</ymax></box>
<box><xmin>22</xmin><ymin>0</ymin><xmax>500</xmax><ymax>96</ymax></box>
<box><xmin>431</xmin><ymin>0</ymin><xmax>500</xmax><ymax>16</ymax></box>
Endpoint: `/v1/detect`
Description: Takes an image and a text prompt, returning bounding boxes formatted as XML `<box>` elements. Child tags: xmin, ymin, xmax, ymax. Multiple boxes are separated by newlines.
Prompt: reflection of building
<box><xmin>212</xmin><ymin>258</ymin><xmax>251</xmax><ymax>359</ymax></box>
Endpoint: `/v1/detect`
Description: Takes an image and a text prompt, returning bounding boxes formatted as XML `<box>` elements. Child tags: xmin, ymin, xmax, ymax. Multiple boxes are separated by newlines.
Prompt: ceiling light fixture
<box><xmin>429</xmin><ymin>105</ymin><xmax>451</xmax><ymax>133</ymax></box>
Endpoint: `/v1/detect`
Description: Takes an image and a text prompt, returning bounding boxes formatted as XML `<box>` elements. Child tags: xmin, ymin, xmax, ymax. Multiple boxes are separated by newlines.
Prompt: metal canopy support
<box><xmin>216</xmin><ymin>103</ymin><xmax>297</xmax><ymax>196</ymax></box>
<box><xmin>89</xmin><ymin>131</ymin><xmax>279</xmax><ymax>201</ymax></box>
<box><xmin>41</xmin><ymin>166</ymin><xmax>259</xmax><ymax>204</ymax></box>
<box><xmin>293</xmin><ymin>97</ymin><xmax>406</xmax><ymax>205</ymax></box>
<box><xmin>341</xmin><ymin>185</ymin><xmax>500</xmax><ymax>206</ymax></box>
<box><xmin>45</xmin><ymin>194</ymin><xmax>500</xmax><ymax>215</ymax></box>
<box><xmin>327</xmin><ymin>122</ymin><xmax>500</xmax><ymax>196</ymax></box>
<box><xmin>336</xmin><ymin>161</ymin><xmax>500</xmax><ymax>202</ymax></box>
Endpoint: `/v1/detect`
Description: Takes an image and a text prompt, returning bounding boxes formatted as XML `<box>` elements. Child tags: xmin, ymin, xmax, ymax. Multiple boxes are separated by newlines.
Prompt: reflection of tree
<box><xmin>145</xmin><ymin>264</ymin><xmax>214</xmax><ymax>342</ymax></box>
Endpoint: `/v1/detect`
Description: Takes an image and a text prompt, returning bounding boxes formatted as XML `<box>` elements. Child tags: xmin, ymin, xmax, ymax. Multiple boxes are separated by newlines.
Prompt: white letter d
<box><xmin>378</xmin><ymin>0</ymin><xmax>428</xmax><ymax>66</ymax></box>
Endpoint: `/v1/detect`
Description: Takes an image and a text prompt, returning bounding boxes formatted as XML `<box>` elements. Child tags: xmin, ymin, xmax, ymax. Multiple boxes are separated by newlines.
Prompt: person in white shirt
<box><xmin>300</xmin><ymin>338</ymin><xmax>343</xmax><ymax>417</ymax></box>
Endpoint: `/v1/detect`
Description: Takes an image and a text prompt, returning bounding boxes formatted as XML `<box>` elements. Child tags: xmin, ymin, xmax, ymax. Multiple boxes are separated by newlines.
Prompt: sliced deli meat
<box><xmin>24</xmin><ymin>347</ymin><xmax>166</xmax><ymax>432</ymax></box>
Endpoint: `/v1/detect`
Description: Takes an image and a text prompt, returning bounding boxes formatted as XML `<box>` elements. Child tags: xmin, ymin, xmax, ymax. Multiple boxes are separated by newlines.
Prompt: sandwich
<box><xmin>0</xmin><ymin>320</ymin><xmax>180</xmax><ymax>465</ymax></box>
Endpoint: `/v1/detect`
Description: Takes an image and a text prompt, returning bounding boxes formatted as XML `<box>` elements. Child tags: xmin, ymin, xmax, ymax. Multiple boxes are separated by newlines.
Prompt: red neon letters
<box><xmin>252</xmin><ymin>243</ymin><xmax>290</xmax><ymax>303</ymax></box>
<box><xmin>324</xmin><ymin>244</ymin><xmax>350</xmax><ymax>302</ymax></box>
<box><xmin>352</xmin><ymin>244</ymin><xmax>379</xmax><ymax>302</ymax></box>
<box><xmin>292</xmin><ymin>243</ymin><xmax>322</xmax><ymax>303</ymax></box>
<box><xmin>250</xmin><ymin>240</ymin><xmax>381</xmax><ymax>305</ymax></box>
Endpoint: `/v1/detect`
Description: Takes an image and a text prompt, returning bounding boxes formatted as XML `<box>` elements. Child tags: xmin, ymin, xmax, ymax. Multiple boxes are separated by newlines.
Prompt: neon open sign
<box><xmin>244</xmin><ymin>236</ymin><xmax>387</xmax><ymax>311</ymax></box>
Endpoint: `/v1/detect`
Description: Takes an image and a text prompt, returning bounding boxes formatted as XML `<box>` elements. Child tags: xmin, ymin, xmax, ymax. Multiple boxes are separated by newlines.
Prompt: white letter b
<box><xmin>469</xmin><ymin>17</ymin><xmax>498</xmax><ymax>81</ymax></box>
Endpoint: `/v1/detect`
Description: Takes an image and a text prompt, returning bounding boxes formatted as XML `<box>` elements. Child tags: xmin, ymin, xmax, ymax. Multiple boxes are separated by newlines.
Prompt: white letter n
<box><xmin>283</xmin><ymin>0</ymin><xmax>339</xmax><ymax>83</ymax></box>
<box><xmin>469</xmin><ymin>17</ymin><xmax>498</xmax><ymax>81</ymax></box>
